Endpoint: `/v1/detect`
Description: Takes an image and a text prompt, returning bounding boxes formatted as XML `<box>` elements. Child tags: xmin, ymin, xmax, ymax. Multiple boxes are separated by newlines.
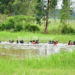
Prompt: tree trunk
<box><xmin>45</xmin><ymin>14</ymin><xmax>48</xmax><ymax>33</ymax></box>
<box><xmin>44</xmin><ymin>0</ymin><xmax>49</xmax><ymax>33</ymax></box>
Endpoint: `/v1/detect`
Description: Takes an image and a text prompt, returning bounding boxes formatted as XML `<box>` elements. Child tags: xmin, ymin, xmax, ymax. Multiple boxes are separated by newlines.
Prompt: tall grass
<box><xmin>0</xmin><ymin>31</ymin><xmax>75</xmax><ymax>43</ymax></box>
<box><xmin>0</xmin><ymin>51</ymin><xmax>75</xmax><ymax>75</ymax></box>
<box><xmin>0</xmin><ymin>19</ymin><xmax>75</xmax><ymax>42</ymax></box>
<box><xmin>41</xmin><ymin>19</ymin><xmax>75</xmax><ymax>33</ymax></box>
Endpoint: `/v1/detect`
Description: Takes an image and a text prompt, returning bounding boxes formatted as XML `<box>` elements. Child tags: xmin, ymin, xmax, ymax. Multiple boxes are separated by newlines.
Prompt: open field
<box><xmin>0</xmin><ymin>31</ymin><xmax>75</xmax><ymax>43</ymax></box>
<box><xmin>0</xmin><ymin>51</ymin><xmax>75</xmax><ymax>75</ymax></box>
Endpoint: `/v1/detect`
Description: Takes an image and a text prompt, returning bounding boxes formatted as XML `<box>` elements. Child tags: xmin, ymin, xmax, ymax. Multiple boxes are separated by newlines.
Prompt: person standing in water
<box><xmin>73</xmin><ymin>41</ymin><xmax>75</xmax><ymax>45</ymax></box>
<box><xmin>68</xmin><ymin>40</ymin><xmax>72</xmax><ymax>45</ymax></box>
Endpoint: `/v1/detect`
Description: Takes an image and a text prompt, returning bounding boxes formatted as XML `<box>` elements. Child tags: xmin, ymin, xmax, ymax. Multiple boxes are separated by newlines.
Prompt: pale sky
<box><xmin>57</xmin><ymin>0</ymin><xmax>75</xmax><ymax>10</ymax></box>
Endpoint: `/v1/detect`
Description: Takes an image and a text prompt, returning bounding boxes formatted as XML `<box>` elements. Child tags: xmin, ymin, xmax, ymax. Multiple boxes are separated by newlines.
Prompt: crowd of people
<box><xmin>0</xmin><ymin>40</ymin><xmax>75</xmax><ymax>45</ymax></box>
<box><xmin>68</xmin><ymin>40</ymin><xmax>75</xmax><ymax>45</ymax></box>
<box><xmin>9</xmin><ymin>40</ymin><xmax>58</xmax><ymax>45</ymax></box>
<box><xmin>48</xmin><ymin>40</ymin><xmax>75</xmax><ymax>45</ymax></box>
<box><xmin>48</xmin><ymin>40</ymin><xmax>58</xmax><ymax>45</ymax></box>
<box><xmin>9</xmin><ymin>40</ymin><xmax>39</xmax><ymax>44</ymax></box>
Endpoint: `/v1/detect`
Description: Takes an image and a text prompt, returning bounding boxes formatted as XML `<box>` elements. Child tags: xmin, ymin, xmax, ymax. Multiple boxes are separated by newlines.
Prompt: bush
<box><xmin>25</xmin><ymin>24</ymin><xmax>40</xmax><ymax>32</ymax></box>
<box><xmin>5</xmin><ymin>18</ymin><xmax>14</xmax><ymax>30</ymax></box>
<box><xmin>14</xmin><ymin>22</ymin><xmax>23</xmax><ymax>31</ymax></box>
<box><xmin>3</xmin><ymin>15</ymin><xmax>36</xmax><ymax>31</ymax></box>
<box><xmin>0</xmin><ymin>23</ymin><xmax>5</xmax><ymax>30</ymax></box>
<box><xmin>61</xmin><ymin>25</ymin><xmax>74</xmax><ymax>34</ymax></box>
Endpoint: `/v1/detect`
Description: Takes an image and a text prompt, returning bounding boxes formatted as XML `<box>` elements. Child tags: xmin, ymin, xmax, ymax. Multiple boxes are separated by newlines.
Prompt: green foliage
<box><xmin>0</xmin><ymin>51</ymin><xmax>75</xmax><ymax>75</ymax></box>
<box><xmin>35</xmin><ymin>0</ymin><xmax>46</xmax><ymax>24</ymax></box>
<box><xmin>0</xmin><ymin>0</ymin><xmax>14</xmax><ymax>15</ymax></box>
<box><xmin>1</xmin><ymin>15</ymin><xmax>38</xmax><ymax>32</ymax></box>
<box><xmin>61</xmin><ymin>24</ymin><xmax>74</xmax><ymax>34</ymax></box>
<box><xmin>14</xmin><ymin>22</ymin><xmax>23</xmax><ymax>31</ymax></box>
<box><xmin>60</xmin><ymin>0</ymin><xmax>70</xmax><ymax>24</ymax></box>
<box><xmin>0</xmin><ymin>23</ymin><xmax>5</xmax><ymax>30</ymax></box>
<box><xmin>5</xmin><ymin>17</ymin><xmax>14</xmax><ymax>30</ymax></box>
<box><xmin>0</xmin><ymin>31</ymin><xmax>75</xmax><ymax>42</ymax></box>
<box><xmin>0</xmin><ymin>0</ymin><xmax>36</xmax><ymax>16</ymax></box>
<box><xmin>25</xmin><ymin>24</ymin><xmax>40</xmax><ymax>32</ymax></box>
<box><xmin>50</xmin><ymin>0</ymin><xmax>57</xmax><ymax>11</ymax></box>
<box><xmin>13</xmin><ymin>0</ymin><xmax>26</xmax><ymax>15</ymax></box>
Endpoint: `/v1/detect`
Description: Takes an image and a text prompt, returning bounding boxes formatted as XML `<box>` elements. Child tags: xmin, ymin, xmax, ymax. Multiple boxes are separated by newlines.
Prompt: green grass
<box><xmin>41</xmin><ymin>19</ymin><xmax>75</xmax><ymax>32</ymax></box>
<box><xmin>0</xmin><ymin>19</ymin><xmax>75</xmax><ymax>42</ymax></box>
<box><xmin>0</xmin><ymin>51</ymin><xmax>75</xmax><ymax>75</ymax></box>
<box><xmin>0</xmin><ymin>31</ymin><xmax>75</xmax><ymax>43</ymax></box>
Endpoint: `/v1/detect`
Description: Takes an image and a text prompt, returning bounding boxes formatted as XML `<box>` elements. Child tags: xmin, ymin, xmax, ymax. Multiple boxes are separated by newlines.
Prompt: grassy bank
<box><xmin>0</xmin><ymin>31</ymin><xmax>75</xmax><ymax>43</ymax></box>
<box><xmin>0</xmin><ymin>51</ymin><xmax>75</xmax><ymax>75</ymax></box>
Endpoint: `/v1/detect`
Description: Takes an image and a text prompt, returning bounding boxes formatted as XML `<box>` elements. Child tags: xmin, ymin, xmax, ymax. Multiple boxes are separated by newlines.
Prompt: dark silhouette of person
<box><xmin>9</xmin><ymin>40</ymin><xmax>13</xmax><ymax>43</ymax></box>
<box><xmin>48</xmin><ymin>41</ymin><xmax>51</xmax><ymax>44</ymax></box>
<box><xmin>73</xmin><ymin>41</ymin><xmax>75</xmax><ymax>45</ymax></box>
<box><xmin>32</xmin><ymin>40</ymin><xmax>36</xmax><ymax>44</ymax></box>
<box><xmin>52</xmin><ymin>40</ymin><xmax>55</xmax><ymax>44</ymax></box>
<box><xmin>36</xmin><ymin>40</ymin><xmax>39</xmax><ymax>44</ymax></box>
<box><xmin>30</xmin><ymin>40</ymin><xmax>32</xmax><ymax>43</ymax></box>
<box><xmin>16</xmin><ymin>40</ymin><xmax>19</xmax><ymax>43</ymax></box>
<box><xmin>68</xmin><ymin>40</ymin><xmax>72</xmax><ymax>45</ymax></box>
<box><xmin>53</xmin><ymin>41</ymin><xmax>58</xmax><ymax>45</ymax></box>
<box><xmin>20</xmin><ymin>40</ymin><xmax>24</xmax><ymax>44</ymax></box>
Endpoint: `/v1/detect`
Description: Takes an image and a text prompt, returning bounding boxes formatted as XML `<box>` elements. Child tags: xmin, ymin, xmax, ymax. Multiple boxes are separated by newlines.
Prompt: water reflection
<box><xmin>0</xmin><ymin>43</ymin><xmax>75</xmax><ymax>59</ymax></box>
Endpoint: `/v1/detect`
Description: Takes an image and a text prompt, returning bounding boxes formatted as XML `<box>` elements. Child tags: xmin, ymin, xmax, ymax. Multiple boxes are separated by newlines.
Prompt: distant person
<box><xmin>73</xmin><ymin>41</ymin><xmax>75</xmax><ymax>45</ymax></box>
<box><xmin>56</xmin><ymin>41</ymin><xmax>58</xmax><ymax>44</ymax></box>
<box><xmin>30</xmin><ymin>40</ymin><xmax>32</xmax><ymax>43</ymax></box>
<box><xmin>48</xmin><ymin>41</ymin><xmax>52</xmax><ymax>44</ymax></box>
<box><xmin>52</xmin><ymin>40</ymin><xmax>55</xmax><ymax>44</ymax></box>
<box><xmin>20</xmin><ymin>40</ymin><xmax>24</xmax><ymax>44</ymax></box>
<box><xmin>32</xmin><ymin>40</ymin><xmax>36</xmax><ymax>44</ymax></box>
<box><xmin>54</xmin><ymin>41</ymin><xmax>58</xmax><ymax>45</ymax></box>
<box><xmin>36</xmin><ymin>40</ymin><xmax>39</xmax><ymax>44</ymax></box>
<box><xmin>9</xmin><ymin>40</ymin><xmax>13</xmax><ymax>43</ymax></box>
<box><xmin>68</xmin><ymin>40</ymin><xmax>72</xmax><ymax>45</ymax></box>
<box><xmin>16</xmin><ymin>40</ymin><xmax>19</xmax><ymax>44</ymax></box>
<box><xmin>29</xmin><ymin>40</ymin><xmax>32</xmax><ymax>44</ymax></box>
<box><xmin>12</xmin><ymin>40</ymin><xmax>14</xmax><ymax>43</ymax></box>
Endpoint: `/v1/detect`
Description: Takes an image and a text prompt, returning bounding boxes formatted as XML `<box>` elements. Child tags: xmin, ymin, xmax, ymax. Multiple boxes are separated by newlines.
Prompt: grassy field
<box><xmin>0</xmin><ymin>31</ymin><xmax>75</xmax><ymax>43</ymax></box>
<box><xmin>0</xmin><ymin>18</ymin><xmax>75</xmax><ymax>42</ymax></box>
<box><xmin>0</xmin><ymin>51</ymin><xmax>75</xmax><ymax>75</ymax></box>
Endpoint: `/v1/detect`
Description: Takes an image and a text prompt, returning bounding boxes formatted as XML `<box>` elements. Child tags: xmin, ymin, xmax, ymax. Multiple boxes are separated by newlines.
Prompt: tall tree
<box><xmin>60</xmin><ymin>0</ymin><xmax>70</xmax><ymax>24</ymax></box>
<box><xmin>44</xmin><ymin>0</ymin><xmax>57</xmax><ymax>33</ymax></box>
<box><xmin>44</xmin><ymin>0</ymin><xmax>50</xmax><ymax>33</ymax></box>
<box><xmin>35</xmin><ymin>0</ymin><xmax>46</xmax><ymax>24</ymax></box>
<box><xmin>0</xmin><ymin>0</ymin><xmax>14</xmax><ymax>15</ymax></box>
<box><xmin>49</xmin><ymin>0</ymin><xmax>57</xmax><ymax>21</ymax></box>
<box><xmin>13</xmin><ymin>0</ymin><xmax>36</xmax><ymax>16</ymax></box>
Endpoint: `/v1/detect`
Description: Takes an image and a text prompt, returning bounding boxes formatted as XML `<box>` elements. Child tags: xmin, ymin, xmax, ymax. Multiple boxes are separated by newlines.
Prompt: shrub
<box><xmin>14</xmin><ymin>22</ymin><xmax>23</xmax><ymax>31</ymax></box>
<box><xmin>61</xmin><ymin>25</ymin><xmax>74</xmax><ymax>34</ymax></box>
<box><xmin>25</xmin><ymin>24</ymin><xmax>40</xmax><ymax>32</ymax></box>
<box><xmin>0</xmin><ymin>23</ymin><xmax>5</xmax><ymax>30</ymax></box>
<box><xmin>3</xmin><ymin>15</ymin><xmax>36</xmax><ymax>31</ymax></box>
<box><xmin>5</xmin><ymin>18</ymin><xmax>14</xmax><ymax>30</ymax></box>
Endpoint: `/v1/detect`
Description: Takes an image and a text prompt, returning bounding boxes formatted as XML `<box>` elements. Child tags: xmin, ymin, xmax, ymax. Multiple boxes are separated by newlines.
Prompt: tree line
<box><xmin>0</xmin><ymin>0</ymin><xmax>72</xmax><ymax>33</ymax></box>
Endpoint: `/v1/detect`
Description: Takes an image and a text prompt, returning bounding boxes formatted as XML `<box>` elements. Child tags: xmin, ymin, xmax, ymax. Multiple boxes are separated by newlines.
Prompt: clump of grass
<box><xmin>21</xmin><ymin>51</ymin><xmax>75</xmax><ymax>69</ymax></box>
<box><xmin>0</xmin><ymin>31</ymin><xmax>75</xmax><ymax>43</ymax></box>
<box><xmin>0</xmin><ymin>51</ymin><xmax>75</xmax><ymax>75</ymax></box>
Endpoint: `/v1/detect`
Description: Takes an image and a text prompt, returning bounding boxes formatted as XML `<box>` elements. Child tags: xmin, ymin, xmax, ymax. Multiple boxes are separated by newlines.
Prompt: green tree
<box><xmin>0</xmin><ymin>0</ymin><xmax>14</xmax><ymax>15</ymax></box>
<box><xmin>60</xmin><ymin>0</ymin><xmax>71</xmax><ymax>24</ymax></box>
<box><xmin>49</xmin><ymin>0</ymin><xmax>57</xmax><ymax>21</ymax></box>
<box><xmin>44</xmin><ymin>0</ymin><xmax>57</xmax><ymax>33</ymax></box>
<box><xmin>35</xmin><ymin>0</ymin><xmax>46</xmax><ymax>24</ymax></box>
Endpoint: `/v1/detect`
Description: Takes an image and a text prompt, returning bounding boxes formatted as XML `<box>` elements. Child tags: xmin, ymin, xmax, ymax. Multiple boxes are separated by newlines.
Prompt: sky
<box><xmin>44</xmin><ymin>0</ymin><xmax>75</xmax><ymax>12</ymax></box>
<box><xmin>57</xmin><ymin>0</ymin><xmax>75</xmax><ymax>11</ymax></box>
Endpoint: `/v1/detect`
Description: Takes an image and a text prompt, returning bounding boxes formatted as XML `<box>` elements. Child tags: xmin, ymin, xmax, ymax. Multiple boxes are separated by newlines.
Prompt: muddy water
<box><xmin>0</xmin><ymin>43</ymin><xmax>75</xmax><ymax>59</ymax></box>
<box><xmin>0</xmin><ymin>48</ymin><xmax>40</xmax><ymax>59</ymax></box>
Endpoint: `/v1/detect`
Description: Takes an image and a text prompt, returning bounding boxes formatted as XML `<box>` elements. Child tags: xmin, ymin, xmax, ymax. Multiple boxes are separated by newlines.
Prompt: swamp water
<box><xmin>0</xmin><ymin>42</ymin><xmax>75</xmax><ymax>59</ymax></box>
